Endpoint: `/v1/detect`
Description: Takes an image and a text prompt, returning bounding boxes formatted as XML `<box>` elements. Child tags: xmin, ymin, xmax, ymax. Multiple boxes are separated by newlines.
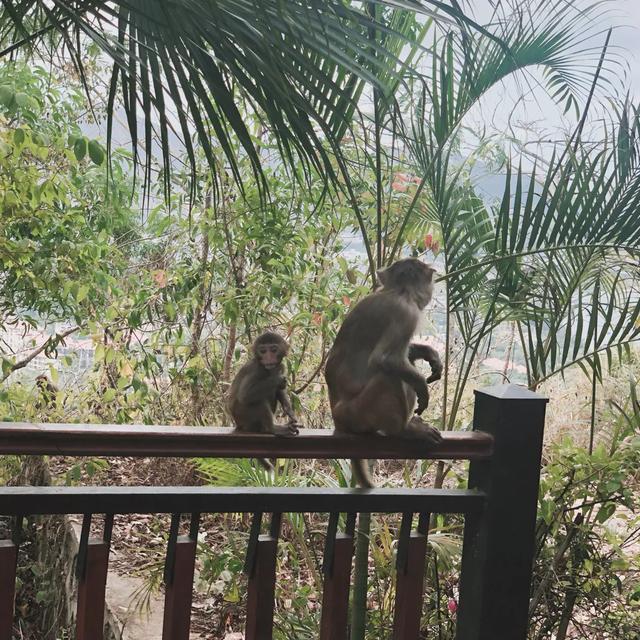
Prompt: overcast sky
<box><xmin>609</xmin><ymin>0</ymin><xmax>640</xmax><ymax>94</ymax></box>
<box><xmin>465</xmin><ymin>1</ymin><xmax>640</xmax><ymax>144</ymax></box>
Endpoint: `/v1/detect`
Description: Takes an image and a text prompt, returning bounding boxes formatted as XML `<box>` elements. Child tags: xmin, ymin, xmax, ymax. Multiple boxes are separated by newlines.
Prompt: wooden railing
<box><xmin>0</xmin><ymin>384</ymin><xmax>547</xmax><ymax>640</ymax></box>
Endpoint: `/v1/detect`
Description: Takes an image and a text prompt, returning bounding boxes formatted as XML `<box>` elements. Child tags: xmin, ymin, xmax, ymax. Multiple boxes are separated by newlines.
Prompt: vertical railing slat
<box><xmin>319</xmin><ymin>513</ymin><xmax>356</xmax><ymax>640</ymax></box>
<box><xmin>0</xmin><ymin>540</ymin><xmax>18</xmax><ymax>640</ymax></box>
<box><xmin>162</xmin><ymin>513</ymin><xmax>199</xmax><ymax>640</ymax></box>
<box><xmin>392</xmin><ymin>512</ymin><xmax>429</xmax><ymax>640</ymax></box>
<box><xmin>245</xmin><ymin>513</ymin><xmax>281</xmax><ymax>640</ymax></box>
<box><xmin>76</xmin><ymin>514</ymin><xmax>113</xmax><ymax>640</ymax></box>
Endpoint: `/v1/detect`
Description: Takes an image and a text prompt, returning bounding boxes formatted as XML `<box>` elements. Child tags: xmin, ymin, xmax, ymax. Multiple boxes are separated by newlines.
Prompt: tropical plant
<box><xmin>2</xmin><ymin>2</ymin><xmax>639</xmax><ymax>638</ymax></box>
<box><xmin>530</xmin><ymin>375</ymin><xmax>640</xmax><ymax>639</ymax></box>
<box><xmin>333</xmin><ymin>0</ymin><xmax>640</xmax><ymax>434</ymax></box>
<box><xmin>85</xmin><ymin>130</ymin><xmax>368</xmax><ymax>426</ymax></box>
<box><xmin>337</xmin><ymin>1</ymin><xmax>640</xmax><ymax>636</ymax></box>
<box><xmin>0</xmin><ymin>0</ymin><xmax>497</xmax><ymax>198</ymax></box>
<box><xmin>0</xmin><ymin>60</ymin><xmax>137</xmax><ymax>383</ymax></box>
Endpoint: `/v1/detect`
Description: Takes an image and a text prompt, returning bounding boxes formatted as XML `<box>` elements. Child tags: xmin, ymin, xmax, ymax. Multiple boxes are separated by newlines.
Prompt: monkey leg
<box><xmin>248</xmin><ymin>403</ymin><xmax>298</xmax><ymax>437</ymax></box>
<box><xmin>333</xmin><ymin>374</ymin><xmax>410</xmax><ymax>436</ymax></box>
<box><xmin>331</xmin><ymin>388</ymin><xmax>384</xmax><ymax>488</ymax></box>
<box><xmin>403</xmin><ymin>415</ymin><xmax>442</xmax><ymax>445</ymax></box>
<box><xmin>235</xmin><ymin>405</ymin><xmax>281</xmax><ymax>472</ymax></box>
<box><xmin>341</xmin><ymin>377</ymin><xmax>410</xmax><ymax>488</ymax></box>
<box><xmin>333</xmin><ymin>379</ymin><xmax>434</xmax><ymax>488</ymax></box>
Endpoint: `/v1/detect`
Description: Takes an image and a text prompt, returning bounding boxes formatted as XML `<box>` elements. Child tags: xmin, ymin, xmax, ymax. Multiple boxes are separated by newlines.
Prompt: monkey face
<box><xmin>257</xmin><ymin>343</ymin><xmax>282</xmax><ymax>370</ymax></box>
<box><xmin>252</xmin><ymin>331</ymin><xmax>289</xmax><ymax>370</ymax></box>
<box><xmin>377</xmin><ymin>258</ymin><xmax>436</xmax><ymax>308</ymax></box>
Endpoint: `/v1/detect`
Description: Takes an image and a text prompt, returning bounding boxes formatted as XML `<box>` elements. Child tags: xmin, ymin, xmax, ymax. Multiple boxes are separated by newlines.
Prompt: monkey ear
<box><xmin>376</xmin><ymin>268</ymin><xmax>389</xmax><ymax>286</ymax></box>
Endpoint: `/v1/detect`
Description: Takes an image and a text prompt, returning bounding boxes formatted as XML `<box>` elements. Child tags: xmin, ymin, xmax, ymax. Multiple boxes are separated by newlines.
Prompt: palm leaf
<box><xmin>0</xmin><ymin>0</ymin><xmax>502</xmax><ymax>199</ymax></box>
<box><xmin>442</xmin><ymin>98</ymin><xmax>640</xmax><ymax>392</ymax></box>
<box><xmin>387</xmin><ymin>0</ymin><xmax>615</xmax><ymax>263</ymax></box>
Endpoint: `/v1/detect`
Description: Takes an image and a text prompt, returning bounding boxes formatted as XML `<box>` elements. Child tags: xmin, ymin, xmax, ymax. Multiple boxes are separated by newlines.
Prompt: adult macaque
<box><xmin>324</xmin><ymin>258</ymin><xmax>443</xmax><ymax>488</ymax></box>
<box><xmin>228</xmin><ymin>332</ymin><xmax>301</xmax><ymax>470</ymax></box>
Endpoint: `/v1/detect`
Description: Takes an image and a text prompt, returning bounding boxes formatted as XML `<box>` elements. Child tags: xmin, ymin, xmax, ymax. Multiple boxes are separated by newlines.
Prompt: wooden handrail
<box><xmin>0</xmin><ymin>423</ymin><xmax>493</xmax><ymax>460</ymax></box>
<box><xmin>0</xmin><ymin>486</ymin><xmax>486</xmax><ymax>516</ymax></box>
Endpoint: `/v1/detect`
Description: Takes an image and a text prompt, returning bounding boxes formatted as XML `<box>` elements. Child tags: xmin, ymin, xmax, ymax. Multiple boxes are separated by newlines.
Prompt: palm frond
<box><xmin>521</xmin><ymin>253</ymin><xmax>640</xmax><ymax>384</ymax></box>
<box><xmin>388</xmin><ymin>0</ymin><xmax>615</xmax><ymax>262</ymax></box>
<box><xmin>0</xmin><ymin>0</ymin><xmax>501</xmax><ymax>199</ymax></box>
<box><xmin>438</xmin><ymin>98</ymin><xmax>640</xmax><ymax>395</ymax></box>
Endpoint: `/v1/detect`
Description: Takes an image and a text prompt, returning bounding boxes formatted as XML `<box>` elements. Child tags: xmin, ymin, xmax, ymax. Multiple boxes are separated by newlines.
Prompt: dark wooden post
<box><xmin>162</xmin><ymin>513</ymin><xmax>199</xmax><ymax>640</ymax></box>
<box><xmin>76</xmin><ymin>514</ymin><xmax>113</xmax><ymax>640</ymax></box>
<box><xmin>0</xmin><ymin>539</ymin><xmax>18</xmax><ymax>640</ymax></box>
<box><xmin>456</xmin><ymin>384</ymin><xmax>547</xmax><ymax>640</ymax></box>
<box><xmin>320</xmin><ymin>513</ymin><xmax>356</xmax><ymax>640</ymax></box>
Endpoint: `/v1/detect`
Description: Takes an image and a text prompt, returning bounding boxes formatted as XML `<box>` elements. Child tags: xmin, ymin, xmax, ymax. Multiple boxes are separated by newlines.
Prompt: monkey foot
<box><xmin>407</xmin><ymin>416</ymin><xmax>442</xmax><ymax>445</ymax></box>
<box><xmin>273</xmin><ymin>422</ymin><xmax>300</xmax><ymax>437</ymax></box>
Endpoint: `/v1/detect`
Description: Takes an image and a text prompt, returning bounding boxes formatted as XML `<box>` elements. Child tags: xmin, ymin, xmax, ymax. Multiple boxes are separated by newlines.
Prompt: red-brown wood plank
<box><xmin>162</xmin><ymin>535</ymin><xmax>197</xmax><ymax>640</ymax></box>
<box><xmin>245</xmin><ymin>535</ymin><xmax>278</xmax><ymax>640</ymax></box>
<box><xmin>0</xmin><ymin>540</ymin><xmax>18</xmax><ymax>640</ymax></box>
<box><xmin>392</xmin><ymin>532</ymin><xmax>428</xmax><ymax>640</ymax></box>
<box><xmin>319</xmin><ymin>534</ymin><xmax>354</xmax><ymax>640</ymax></box>
<box><xmin>76</xmin><ymin>540</ymin><xmax>110</xmax><ymax>640</ymax></box>
<box><xmin>0</xmin><ymin>423</ymin><xmax>494</xmax><ymax>461</ymax></box>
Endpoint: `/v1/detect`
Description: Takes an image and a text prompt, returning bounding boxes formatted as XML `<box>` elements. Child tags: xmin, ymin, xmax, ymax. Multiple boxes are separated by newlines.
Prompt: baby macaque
<box><xmin>35</xmin><ymin>374</ymin><xmax>58</xmax><ymax>411</ymax></box>
<box><xmin>228</xmin><ymin>332</ymin><xmax>301</xmax><ymax>470</ymax></box>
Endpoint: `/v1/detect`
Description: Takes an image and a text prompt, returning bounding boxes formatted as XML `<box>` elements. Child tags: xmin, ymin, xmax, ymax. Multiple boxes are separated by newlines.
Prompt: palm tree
<box><xmin>340</xmin><ymin>4</ymin><xmax>640</xmax><ymax>635</ymax></box>
<box><xmin>403</xmin><ymin>6</ymin><xmax>640</xmax><ymax>441</ymax></box>
<box><xmin>0</xmin><ymin>0</ymin><xmax>495</xmax><ymax>198</ymax></box>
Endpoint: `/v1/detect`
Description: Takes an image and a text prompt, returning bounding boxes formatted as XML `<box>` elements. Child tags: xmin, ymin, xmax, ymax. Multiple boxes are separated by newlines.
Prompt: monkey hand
<box><xmin>426</xmin><ymin>358</ymin><xmax>443</xmax><ymax>383</ymax></box>
<box><xmin>287</xmin><ymin>414</ymin><xmax>303</xmax><ymax>429</ymax></box>
<box><xmin>287</xmin><ymin>415</ymin><xmax>302</xmax><ymax>436</ymax></box>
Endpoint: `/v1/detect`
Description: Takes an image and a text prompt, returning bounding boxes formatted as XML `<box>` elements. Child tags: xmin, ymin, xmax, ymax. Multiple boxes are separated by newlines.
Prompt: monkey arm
<box><xmin>408</xmin><ymin>342</ymin><xmax>443</xmax><ymax>383</ymax></box>
<box><xmin>368</xmin><ymin>324</ymin><xmax>430</xmax><ymax>412</ymax></box>
<box><xmin>276</xmin><ymin>385</ymin><xmax>298</xmax><ymax>423</ymax></box>
<box><xmin>270</xmin><ymin>386</ymin><xmax>300</xmax><ymax>436</ymax></box>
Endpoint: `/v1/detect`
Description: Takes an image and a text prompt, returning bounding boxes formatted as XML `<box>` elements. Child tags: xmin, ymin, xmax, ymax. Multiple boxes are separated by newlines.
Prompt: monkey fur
<box><xmin>35</xmin><ymin>374</ymin><xmax>59</xmax><ymax>411</ymax></box>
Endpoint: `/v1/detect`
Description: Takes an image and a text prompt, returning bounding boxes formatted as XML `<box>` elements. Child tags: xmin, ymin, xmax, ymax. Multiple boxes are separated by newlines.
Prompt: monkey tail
<box><xmin>258</xmin><ymin>458</ymin><xmax>275</xmax><ymax>472</ymax></box>
<box><xmin>351</xmin><ymin>459</ymin><xmax>375</xmax><ymax>488</ymax></box>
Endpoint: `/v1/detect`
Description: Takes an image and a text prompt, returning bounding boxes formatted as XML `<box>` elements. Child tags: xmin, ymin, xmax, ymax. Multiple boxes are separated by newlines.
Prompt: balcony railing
<box><xmin>0</xmin><ymin>384</ymin><xmax>547</xmax><ymax>640</ymax></box>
